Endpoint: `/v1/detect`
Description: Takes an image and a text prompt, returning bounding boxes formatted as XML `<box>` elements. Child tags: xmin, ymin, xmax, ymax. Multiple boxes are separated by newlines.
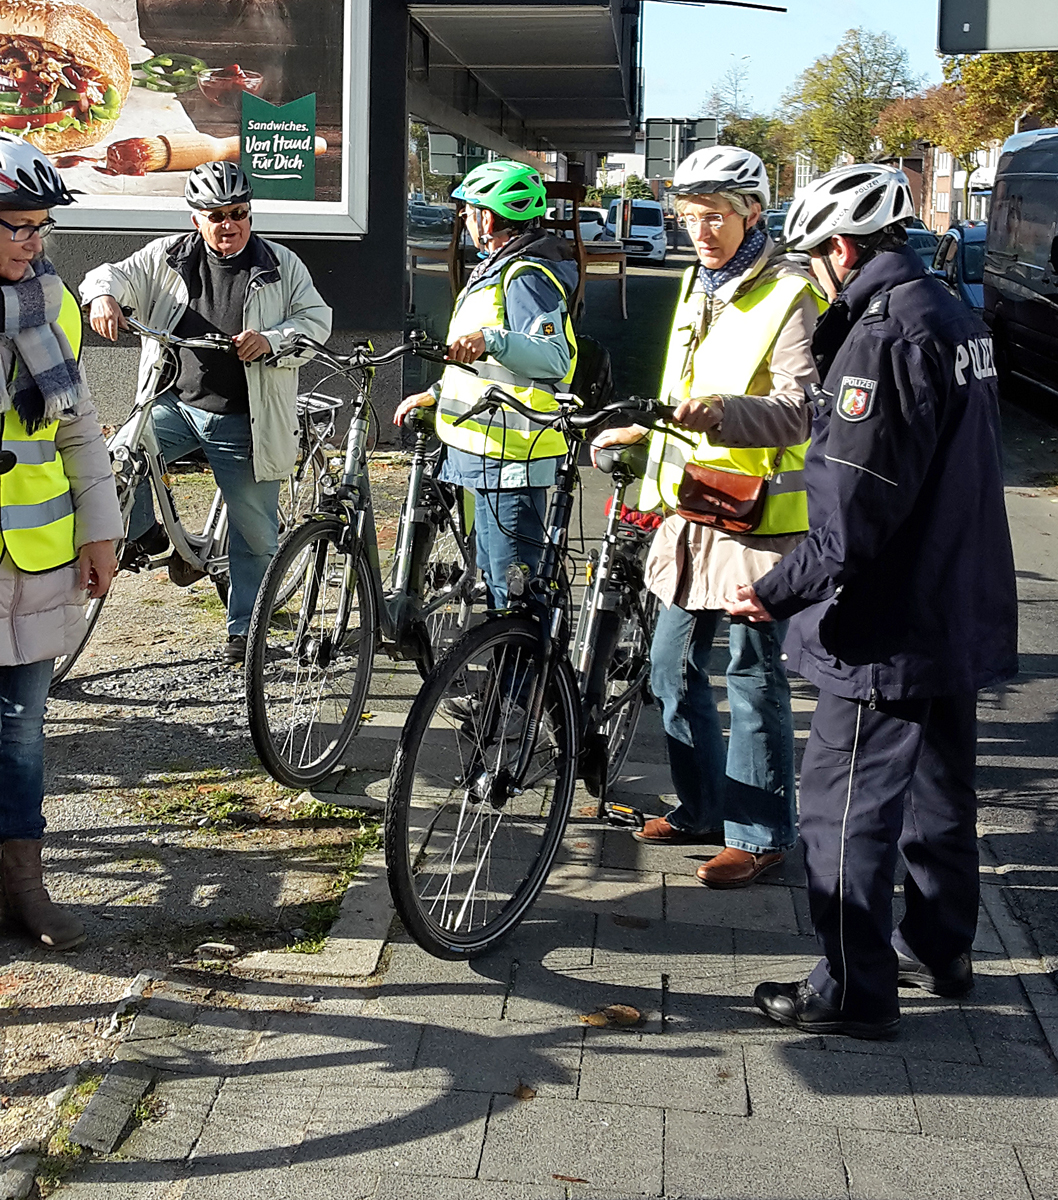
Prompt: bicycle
<box><xmin>51</xmin><ymin>315</ymin><xmax>335</xmax><ymax>686</ymax></box>
<box><xmin>385</xmin><ymin>387</ymin><xmax>674</xmax><ymax>958</ymax></box>
<box><xmin>245</xmin><ymin>332</ymin><xmax>480</xmax><ymax>789</ymax></box>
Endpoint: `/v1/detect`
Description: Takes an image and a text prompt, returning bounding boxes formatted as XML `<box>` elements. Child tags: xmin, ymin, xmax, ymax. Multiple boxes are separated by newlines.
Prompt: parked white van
<box><xmin>604</xmin><ymin>198</ymin><xmax>667</xmax><ymax>263</ymax></box>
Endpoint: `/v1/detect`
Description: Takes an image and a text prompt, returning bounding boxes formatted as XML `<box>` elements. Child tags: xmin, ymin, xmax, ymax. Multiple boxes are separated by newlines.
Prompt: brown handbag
<box><xmin>675</xmin><ymin>449</ymin><xmax>785</xmax><ymax>534</ymax></box>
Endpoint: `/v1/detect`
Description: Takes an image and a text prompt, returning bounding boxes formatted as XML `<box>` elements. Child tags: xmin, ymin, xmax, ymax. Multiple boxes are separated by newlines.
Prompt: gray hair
<box><xmin>675</xmin><ymin>190</ymin><xmax>756</xmax><ymax>218</ymax></box>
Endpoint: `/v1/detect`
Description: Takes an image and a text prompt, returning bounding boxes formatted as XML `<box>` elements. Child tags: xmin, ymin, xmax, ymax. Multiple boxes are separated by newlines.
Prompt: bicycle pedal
<box><xmin>601</xmin><ymin>801</ymin><xmax>645</xmax><ymax>830</ymax></box>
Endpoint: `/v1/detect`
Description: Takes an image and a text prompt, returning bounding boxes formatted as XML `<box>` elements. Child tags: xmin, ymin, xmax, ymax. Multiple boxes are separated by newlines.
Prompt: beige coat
<box><xmin>645</xmin><ymin>239</ymin><xmax>822</xmax><ymax>611</ymax></box>
<box><xmin>0</xmin><ymin>340</ymin><xmax>123</xmax><ymax>665</ymax></box>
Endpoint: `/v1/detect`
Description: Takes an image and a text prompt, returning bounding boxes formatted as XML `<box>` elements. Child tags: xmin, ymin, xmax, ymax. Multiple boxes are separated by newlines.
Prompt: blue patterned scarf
<box><xmin>697</xmin><ymin>224</ymin><xmax>768</xmax><ymax>296</ymax></box>
<box><xmin>1</xmin><ymin>257</ymin><xmax>89</xmax><ymax>433</ymax></box>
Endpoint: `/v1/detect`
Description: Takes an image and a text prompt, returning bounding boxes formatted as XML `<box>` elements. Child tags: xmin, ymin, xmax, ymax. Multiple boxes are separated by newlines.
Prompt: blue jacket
<box><xmin>754</xmin><ymin>245</ymin><xmax>1017</xmax><ymax>700</ymax></box>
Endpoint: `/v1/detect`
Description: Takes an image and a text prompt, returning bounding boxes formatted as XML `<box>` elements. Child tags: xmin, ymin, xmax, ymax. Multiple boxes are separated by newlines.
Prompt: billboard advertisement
<box><xmin>2</xmin><ymin>0</ymin><xmax>369</xmax><ymax>237</ymax></box>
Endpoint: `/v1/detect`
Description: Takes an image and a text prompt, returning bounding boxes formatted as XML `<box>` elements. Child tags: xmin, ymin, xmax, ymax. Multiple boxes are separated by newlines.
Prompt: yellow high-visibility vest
<box><xmin>435</xmin><ymin>259</ymin><xmax>576</xmax><ymax>462</ymax></box>
<box><xmin>638</xmin><ymin>266</ymin><xmax>826</xmax><ymax>537</ymax></box>
<box><xmin>0</xmin><ymin>286</ymin><xmax>83</xmax><ymax>573</ymax></box>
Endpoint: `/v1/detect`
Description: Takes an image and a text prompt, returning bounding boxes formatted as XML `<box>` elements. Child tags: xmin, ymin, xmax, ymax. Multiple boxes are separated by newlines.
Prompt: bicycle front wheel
<box><xmin>387</xmin><ymin>617</ymin><xmax>578</xmax><ymax>959</ymax></box>
<box><xmin>51</xmin><ymin>593</ymin><xmax>108</xmax><ymax>686</ymax></box>
<box><xmin>246</xmin><ymin>517</ymin><xmax>378</xmax><ymax>787</ymax></box>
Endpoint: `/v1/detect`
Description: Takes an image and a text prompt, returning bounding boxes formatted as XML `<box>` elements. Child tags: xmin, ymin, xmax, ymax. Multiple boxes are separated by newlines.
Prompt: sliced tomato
<box><xmin>0</xmin><ymin>106</ymin><xmax>77</xmax><ymax>130</ymax></box>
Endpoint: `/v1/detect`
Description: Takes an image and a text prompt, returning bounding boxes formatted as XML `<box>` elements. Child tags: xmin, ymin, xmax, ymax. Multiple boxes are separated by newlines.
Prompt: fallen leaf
<box><xmin>513</xmin><ymin>1084</ymin><xmax>536</xmax><ymax>1100</ymax></box>
<box><xmin>612</xmin><ymin>914</ymin><xmax>650</xmax><ymax>930</ymax></box>
<box><xmin>577</xmin><ymin>805</ymin><xmax>597</xmax><ymax>817</ymax></box>
<box><xmin>603</xmin><ymin>1004</ymin><xmax>642</xmax><ymax>1026</ymax></box>
<box><xmin>553</xmin><ymin>1176</ymin><xmax>590</xmax><ymax>1185</ymax></box>
<box><xmin>580</xmin><ymin>1011</ymin><xmax>609</xmax><ymax>1026</ymax></box>
<box><xmin>360</xmin><ymin>712</ymin><xmax>374</xmax><ymax>721</ymax></box>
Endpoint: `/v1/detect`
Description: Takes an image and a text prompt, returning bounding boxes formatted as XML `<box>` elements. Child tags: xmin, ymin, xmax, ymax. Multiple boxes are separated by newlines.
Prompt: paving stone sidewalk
<box><xmin>51</xmin><ymin>405</ymin><xmax>1058</xmax><ymax>1200</ymax></box>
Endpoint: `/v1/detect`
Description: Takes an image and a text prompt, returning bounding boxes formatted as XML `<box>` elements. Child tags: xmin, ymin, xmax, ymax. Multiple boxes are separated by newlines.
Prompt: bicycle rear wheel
<box><xmin>598</xmin><ymin>590</ymin><xmax>657</xmax><ymax>784</ymax></box>
<box><xmin>273</xmin><ymin>448</ymin><xmax>325</xmax><ymax>607</ymax></box>
<box><xmin>415</xmin><ymin>481</ymin><xmax>477</xmax><ymax>677</ymax></box>
<box><xmin>246</xmin><ymin>517</ymin><xmax>378</xmax><ymax>787</ymax></box>
<box><xmin>387</xmin><ymin>617</ymin><xmax>578</xmax><ymax>959</ymax></box>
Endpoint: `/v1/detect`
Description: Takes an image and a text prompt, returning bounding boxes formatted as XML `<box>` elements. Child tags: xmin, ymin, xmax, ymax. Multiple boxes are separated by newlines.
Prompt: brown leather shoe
<box><xmin>696</xmin><ymin>846</ymin><xmax>784</xmax><ymax>889</ymax></box>
<box><xmin>633</xmin><ymin>817</ymin><xmax>723</xmax><ymax>845</ymax></box>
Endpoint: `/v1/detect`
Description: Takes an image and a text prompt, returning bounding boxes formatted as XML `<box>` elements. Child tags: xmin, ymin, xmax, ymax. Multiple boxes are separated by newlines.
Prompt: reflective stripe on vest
<box><xmin>638</xmin><ymin>268</ymin><xmax>826</xmax><ymax>536</ymax></box>
<box><xmin>0</xmin><ymin>286</ymin><xmax>82</xmax><ymax>573</ymax></box>
<box><xmin>436</xmin><ymin>259</ymin><xmax>576</xmax><ymax>461</ymax></box>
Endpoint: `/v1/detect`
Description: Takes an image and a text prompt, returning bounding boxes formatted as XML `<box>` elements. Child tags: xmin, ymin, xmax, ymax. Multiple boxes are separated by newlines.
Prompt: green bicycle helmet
<box><xmin>452</xmin><ymin>159</ymin><xmax>546</xmax><ymax>221</ymax></box>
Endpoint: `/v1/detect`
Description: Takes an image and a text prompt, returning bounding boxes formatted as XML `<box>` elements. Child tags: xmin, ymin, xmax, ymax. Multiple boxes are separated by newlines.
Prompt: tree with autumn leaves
<box><xmin>876</xmin><ymin>53</ymin><xmax>1058</xmax><ymax>218</ymax></box>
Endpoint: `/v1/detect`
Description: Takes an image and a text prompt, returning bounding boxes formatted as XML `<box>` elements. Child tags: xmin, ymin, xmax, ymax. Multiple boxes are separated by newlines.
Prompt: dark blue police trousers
<box><xmin>800</xmin><ymin>689</ymin><xmax>979</xmax><ymax>1020</ymax></box>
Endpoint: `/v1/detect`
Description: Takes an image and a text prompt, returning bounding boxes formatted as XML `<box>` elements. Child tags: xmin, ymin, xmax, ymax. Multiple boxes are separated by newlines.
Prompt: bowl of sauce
<box><xmin>197</xmin><ymin>64</ymin><xmax>264</xmax><ymax>106</ymax></box>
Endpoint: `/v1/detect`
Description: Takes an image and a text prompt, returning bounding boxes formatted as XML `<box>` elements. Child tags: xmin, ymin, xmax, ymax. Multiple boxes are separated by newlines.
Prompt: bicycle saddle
<box><xmin>594</xmin><ymin>441</ymin><xmax>649</xmax><ymax>479</ymax></box>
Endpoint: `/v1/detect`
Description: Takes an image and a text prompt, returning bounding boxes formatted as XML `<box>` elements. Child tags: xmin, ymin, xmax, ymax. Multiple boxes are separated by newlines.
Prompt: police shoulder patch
<box><xmin>542</xmin><ymin>320</ymin><xmax>556</xmax><ymax>335</ymax></box>
<box><xmin>837</xmin><ymin>376</ymin><xmax>877</xmax><ymax>422</ymax></box>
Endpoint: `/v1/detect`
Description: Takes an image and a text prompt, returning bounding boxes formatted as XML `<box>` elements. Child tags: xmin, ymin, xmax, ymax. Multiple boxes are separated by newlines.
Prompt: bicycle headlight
<box><xmin>320</xmin><ymin>473</ymin><xmax>338</xmax><ymax>496</ymax></box>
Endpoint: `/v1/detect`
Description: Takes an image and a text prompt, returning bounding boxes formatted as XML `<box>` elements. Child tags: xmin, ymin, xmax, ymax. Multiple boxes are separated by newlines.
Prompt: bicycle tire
<box><xmin>387</xmin><ymin>616</ymin><xmax>578</xmax><ymax>959</ymax></box>
<box><xmin>246</xmin><ymin>517</ymin><xmax>378</xmax><ymax>787</ymax></box>
<box><xmin>51</xmin><ymin>591</ymin><xmax>109</xmax><ymax>686</ymax></box>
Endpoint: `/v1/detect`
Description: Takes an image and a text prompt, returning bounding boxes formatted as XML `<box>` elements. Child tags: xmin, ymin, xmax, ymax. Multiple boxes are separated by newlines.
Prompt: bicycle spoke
<box><xmin>387</xmin><ymin>618</ymin><xmax>577</xmax><ymax>957</ymax></box>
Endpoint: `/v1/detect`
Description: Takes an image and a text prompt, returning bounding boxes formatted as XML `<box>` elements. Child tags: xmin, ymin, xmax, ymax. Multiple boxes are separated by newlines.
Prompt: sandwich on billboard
<box><xmin>1</xmin><ymin>0</ymin><xmax>370</xmax><ymax>236</ymax></box>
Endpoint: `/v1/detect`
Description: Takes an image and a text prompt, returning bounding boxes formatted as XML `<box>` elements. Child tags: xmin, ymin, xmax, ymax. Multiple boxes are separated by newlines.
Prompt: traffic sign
<box><xmin>645</xmin><ymin>117</ymin><xmax>719</xmax><ymax>179</ymax></box>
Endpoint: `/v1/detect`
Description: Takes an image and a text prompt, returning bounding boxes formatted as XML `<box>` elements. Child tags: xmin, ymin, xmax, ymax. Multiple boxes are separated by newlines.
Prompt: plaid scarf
<box><xmin>0</xmin><ymin>257</ymin><xmax>89</xmax><ymax>433</ymax></box>
<box><xmin>697</xmin><ymin>224</ymin><xmax>768</xmax><ymax>296</ymax></box>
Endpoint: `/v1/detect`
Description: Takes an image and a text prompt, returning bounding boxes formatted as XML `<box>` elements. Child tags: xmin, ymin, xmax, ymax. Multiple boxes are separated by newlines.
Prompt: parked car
<box><xmin>605</xmin><ymin>198</ymin><xmax>667</xmax><ymax>263</ymax></box>
<box><xmin>906</xmin><ymin>228</ymin><xmax>940</xmax><ymax>267</ymax></box>
<box><xmin>546</xmin><ymin>204</ymin><xmax>606</xmax><ymax>243</ymax></box>
<box><xmin>930</xmin><ymin>222</ymin><xmax>986</xmax><ymax>312</ymax></box>
<box><xmin>984</xmin><ymin>127</ymin><xmax>1058</xmax><ymax>403</ymax></box>
<box><xmin>765</xmin><ymin>210</ymin><xmax>787</xmax><ymax>240</ymax></box>
<box><xmin>906</xmin><ymin>217</ymin><xmax>929</xmax><ymax>230</ymax></box>
<box><xmin>408</xmin><ymin>203</ymin><xmax>454</xmax><ymax>239</ymax></box>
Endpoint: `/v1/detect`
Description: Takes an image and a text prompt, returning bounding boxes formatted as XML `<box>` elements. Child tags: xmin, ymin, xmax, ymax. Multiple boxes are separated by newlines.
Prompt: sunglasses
<box><xmin>0</xmin><ymin>216</ymin><xmax>56</xmax><ymax>242</ymax></box>
<box><xmin>202</xmin><ymin>206</ymin><xmax>251</xmax><ymax>223</ymax></box>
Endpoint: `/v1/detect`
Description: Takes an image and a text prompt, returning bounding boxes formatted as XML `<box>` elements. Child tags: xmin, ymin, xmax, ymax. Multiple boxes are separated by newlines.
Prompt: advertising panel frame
<box><xmin>49</xmin><ymin>0</ymin><xmax>370</xmax><ymax>239</ymax></box>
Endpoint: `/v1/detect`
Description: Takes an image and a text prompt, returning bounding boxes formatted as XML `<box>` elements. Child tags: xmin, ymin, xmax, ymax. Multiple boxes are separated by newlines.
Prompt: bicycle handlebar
<box><xmin>269</xmin><ymin>330</ymin><xmax>456</xmax><ymax>372</ymax></box>
<box><xmin>451</xmin><ymin>385</ymin><xmax>677</xmax><ymax>433</ymax></box>
<box><xmin>124</xmin><ymin>313</ymin><xmax>235</xmax><ymax>354</ymax></box>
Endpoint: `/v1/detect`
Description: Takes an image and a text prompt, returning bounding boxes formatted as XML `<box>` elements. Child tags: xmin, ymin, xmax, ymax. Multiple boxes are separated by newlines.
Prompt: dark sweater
<box><xmin>172</xmin><ymin>241</ymin><xmax>250</xmax><ymax>414</ymax></box>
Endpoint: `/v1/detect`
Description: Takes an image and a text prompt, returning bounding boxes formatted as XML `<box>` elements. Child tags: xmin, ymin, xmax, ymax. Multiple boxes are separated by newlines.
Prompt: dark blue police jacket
<box><xmin>754</xmin><ymin>245</ymin><xmax>1018</xmax><ymax>701</ymax></box>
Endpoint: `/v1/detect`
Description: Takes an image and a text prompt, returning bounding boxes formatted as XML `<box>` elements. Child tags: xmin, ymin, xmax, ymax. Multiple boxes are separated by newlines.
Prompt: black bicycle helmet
<box><xmin>184</xmin><ymin>161</ymin><xmax>253</xmax><ymax>209</ymax></box>
<box><xmin>0</xmin><ymin>133</ymin><xmax>75</xmax><ymax>209</ymax></box>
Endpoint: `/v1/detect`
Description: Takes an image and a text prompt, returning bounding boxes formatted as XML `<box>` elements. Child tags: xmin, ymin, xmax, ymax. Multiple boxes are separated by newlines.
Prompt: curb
<box><xmin>979</xmin><ymin>839</ymin><xmax>1058</xmax><ymax>1063</ymax></box>
<box><xmin>234</xmin><ymin>851</ymin><xmax>393</xmax><ymax>981</ymax></box>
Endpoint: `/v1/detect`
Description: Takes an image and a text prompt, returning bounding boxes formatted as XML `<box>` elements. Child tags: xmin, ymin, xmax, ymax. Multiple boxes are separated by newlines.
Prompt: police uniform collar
<box><xmin>840</xmin><ymin>245</ymin><xmax>926</xmax><ymax>324</ymax></box>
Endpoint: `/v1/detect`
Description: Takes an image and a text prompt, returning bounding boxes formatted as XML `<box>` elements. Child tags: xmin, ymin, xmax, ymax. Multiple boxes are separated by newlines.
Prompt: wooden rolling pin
<box><xmin>101</xmin><ymin>131</ymin><xmax>328</xmax><ymax>174</ymax></box>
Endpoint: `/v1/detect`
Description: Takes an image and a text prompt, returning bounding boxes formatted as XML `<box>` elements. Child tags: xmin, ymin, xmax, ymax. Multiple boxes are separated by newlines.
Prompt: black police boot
<box><xmin>753</xmin><ymin>979</ymin><xmax>900</xmax><ymax>1041</ymax></box>
<box><xmin>896</xmin><ymin>951</ymin><xmax>974</xmax><ymax>998</ymax></box>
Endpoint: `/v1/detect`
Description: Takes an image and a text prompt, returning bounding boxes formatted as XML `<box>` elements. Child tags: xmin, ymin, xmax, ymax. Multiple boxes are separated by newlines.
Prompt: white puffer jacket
<box><xmin>0</xmin><ymin>337</ymin><xmax>123</xmax><ymax>664</ymax></box>
<box><xmin>79</xmin><ymin>232</ymin><xmax>332</xmax><ymax>481</ymax></box>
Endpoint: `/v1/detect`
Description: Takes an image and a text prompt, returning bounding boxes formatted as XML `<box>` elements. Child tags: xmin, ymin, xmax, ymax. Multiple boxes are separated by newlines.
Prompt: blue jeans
<box><xmin>471</xmin><ymin>485</ymin><xmax>548</xmax><ymax>608</ymax></box>
<box><xmin>130</xmin><ymin>393</ymin><xmax>281</xmax><ymax>637</ymax></box>
<box><xmin>0</xmin><ymin>659</ymin><xmax>54</xmax><ymax>841</ymax></box>
<box><xmin>649</xmin><ymin>603</ymin><xmax>797</xmax><ymax>854</ymax></box>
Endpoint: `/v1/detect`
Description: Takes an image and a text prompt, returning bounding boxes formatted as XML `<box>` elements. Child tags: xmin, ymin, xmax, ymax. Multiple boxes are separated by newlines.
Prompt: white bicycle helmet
<box><xmin>784</xmin><ymin>163</ymin><xmax>915</xmax><ymax>251</ymax></box>
<box><xmin>0</xmin><ymin>133</ymin><xmax>74</xmax><ymax>209</ymax></box>
<box><xmin>671</xmin><ymin>145</ymin><xmax>770</xmax><ymax>208</ymax></box>
<box><xmin>185</xmin><ymin>161</ymin><xmax>253</xmax><ymax>209</ymax></box>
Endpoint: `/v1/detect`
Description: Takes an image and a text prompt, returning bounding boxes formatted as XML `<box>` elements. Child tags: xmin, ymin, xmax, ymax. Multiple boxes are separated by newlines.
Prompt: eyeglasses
<box><xmin>0</xmin><ymin>216</ymin><xmax>55</xmax><ymax>242</ymax></box>
<box><xmin>678</xmin><ymin>212</ymin><xmax>733</xmax><ymax>231</ymax></box>
<box><xmin>202</xmin><ymin>206</ymin><xmax>250</xmax><ymax>223</ymax></box>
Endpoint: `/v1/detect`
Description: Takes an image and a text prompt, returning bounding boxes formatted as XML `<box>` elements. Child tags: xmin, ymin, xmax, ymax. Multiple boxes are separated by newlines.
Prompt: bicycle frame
<box><xmin>108</xmin><ymin>348</ymin><xmax>230</xmax><ymax>580</ymax></box>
